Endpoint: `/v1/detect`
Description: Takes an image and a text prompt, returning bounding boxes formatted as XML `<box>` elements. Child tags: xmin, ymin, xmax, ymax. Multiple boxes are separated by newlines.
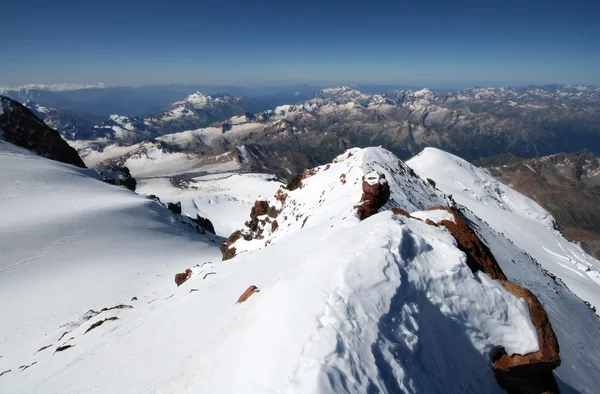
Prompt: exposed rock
<box><xmin>84</xmin><ymin>317</ymin><xmax>119</xmax><ymax>334</ymax></box>
<box><xmin>250</xmin><ymin>201</ymin><xmax>269</xmax><ymax>218</ymax></box>
<box><xmin>0</xmin><ymin>96</ymin><xmax>86</xmax><ymax>167</ymax></box>
<box><xmin>236</xmin><ymin>285</ymin><xmax>260</xmax><ymax>304</ymax></box>
<box><xmin>221</xmin><ymin>230</ymin><xmax>242</xmax><ymax>261</ymax></box>
<box><xmin>355</xmin><ymin>172</ymin><xmax>391</xmax><ymax>220</ymax></box>
<box><xmin>54</xmin><ymin>345</ymin><xmax>74</xmax><ymax>353</ymax></box>
<box><xmin>285</xmin><ymin>174</ymin><xmax>302</xmax><ymax>191</ymax></box>
<box><xmin>174</xmin><ymin>268</ymin><xmax>193</xmax><ymax>286</ymax></box>
<box><xmin>0</xmin><ymin>369</ymin><xmax>10</xmax><ymax>377</ymax></box>
<box><xmin>131</xmin><ymin>297</ymin><xmax>138</xmax><ymax>301</ymax></box>
<box><xmin>274</xmin><ymin>189</ymin><xmax>288</xmax><ymax>204</ymax></box>
<box><xmin>430</xmin><ymin>206</ymin><xmax>561</xmax><ymax>392</ymax></box>
<box><xmin>493</xmin><ymin>280</ymin><xmax>561</xmax><ymax>393</ymax></box>
<box><xmin>167</xmin><ymin>202</ymin><xmax>182</xmax><ymax>215</ymax></box>
<box><xmin>433</xmin><ymin>206</ymin><xmax>507</xmax><ymax>280</ymax></box>
<box><xmin>194</xmin><ymin>215</ymin><xmax>215</xmax><ymax>234</ymax></box>
<box><xmin>391</xmin><ymin>207</ymin><xmax>411</xmax><ymax>217</ymax></box>
<box><xmin>100</xmin><ymin>166</ymin><xmax>137</xmax><ymax>191</ymax></box>
<box><xmin>271</xmin><ymin>220</ymin><xmax>279</xmax><ymax>232</ymax></box>
<box><xmin>34</xmin><ymin>345</ymin><xmax>52</xmax><ymax>355</ymax></box>
<box><xmin>426</xmin><ymin>178</ymin><xmax>437</xmax><ymax>188</ymax></box>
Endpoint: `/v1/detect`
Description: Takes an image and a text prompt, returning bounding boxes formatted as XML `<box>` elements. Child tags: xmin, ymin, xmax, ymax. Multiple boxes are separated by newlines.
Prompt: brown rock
<box><xmin>433</xmin><ymin>206</ymin><xmax>507</xmax><ymax>280</ymax></box>
<box><xmin>391</xmin><ymin>207</ymin><xmax>411</xmax><ymax>217</ymax></box>
<box><xmin>271</xmin><ymin>220</ymin><xmax>279</xmax><ymax>232</ymax></box>
<box><xmin>355</xmin><ymin>173</ymin><xmax>391</xmax><ymax>220</ymax></box>
<box><xmin>285</xmin><ymin>175</ymin><xmax>302</xmax><ymax>191</ymax></box>
<box><xmin>251</xmin><ymin>201</ymin><xmax>269</xmax><ymax>218</ymax></box>
<box><xmin>425</xmin><ymin>218</ymin><xmax>437</xmax><ymax>226</ymax></box>
<box><xmin>274</xmin><ymin>189</ymin><xmax>288</xmax><ymax>204</ymax></box>
<box><xmin>493</xmin><ymin>280</ymin><xmax>561</xmax><ymax>393</ymax></box>
<box><xmin>236</xmin><ymin>285</ymin><xmax>260</xmax><ymax>303</ymax></box>
<box><xmin>221</xmin><ymin>230</ymin><xmax>242</xmax><ymax>261</ymax></box>
<box><xmin>266</xmin><ymin>206</ymin><xmax>279</xmax><ymax>218</ymax></box>
<box><xmin>174</xmin><ymin>268</ymin><xmax>193</xmax><ymax>286</ymax></box>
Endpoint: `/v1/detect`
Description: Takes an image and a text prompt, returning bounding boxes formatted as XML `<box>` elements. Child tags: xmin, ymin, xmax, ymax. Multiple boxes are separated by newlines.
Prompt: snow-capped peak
<box><xmin>184</xmin><ymin>91</ymin><xmax>212</xmax><ymax>107</ymax></box>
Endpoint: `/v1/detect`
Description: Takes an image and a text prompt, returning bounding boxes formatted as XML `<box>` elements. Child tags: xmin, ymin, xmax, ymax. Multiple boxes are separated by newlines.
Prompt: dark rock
<box><xmin>221</xmin><ymin>230</ymin><xmax>242</xmax><ymax>261</ymax></box>
<box><xmin>0</xmin><ymin>95</ymin><xmax>86</xmax><ymax>167</ymax></box>
<box><xmin>167</xmin><ymin>202</ymin><xmax>182</xmax><ymax>215</ymax></box>
<box><xmin>100</xmin><ymin>166</ymin><xmax>137</xmax><ymax>191</ymax></box>
<box><xmin>84</xmin><ymin>317</ymin><xmax>119</xmax><ymax>334</ymax></box>
<box><xmin>426</xmin><ymin>178</ymin><xmax>436</xmax><ymax>188</ymax></box>
<box><xmin>286</xmin><ymin>174</ymin><xmax>303</xmax><ymax>191</ymax></box>
<box><xmin>250</xmin><ymin>201</ymin><xmax>269</xmax><ymax>218</ymax></box>
<box><xmin>194</xmin><ymin>215</ymin><xmax>215</xmax><ymax>234</ymax></box>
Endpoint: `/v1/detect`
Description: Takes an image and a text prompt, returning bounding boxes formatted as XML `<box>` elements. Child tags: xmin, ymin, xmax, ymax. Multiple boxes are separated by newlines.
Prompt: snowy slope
<box><xmin>0</xmin><ymin>140</ymin><xmax>221</xmax><ymax>390</ymax></box>
<box><xmin>408</xmin><ymin>148</ymin><xmax>600</xmax><ymax>313</ymax></box>
<box><xmin>2</xmin><ymin>144</ymin><xmax>600</xmax><ymax>393</ymax></box>
<box><xmin>136</xmin><ymin>173</ymin><xmax>281</xmax><ymax>237</ymax></box>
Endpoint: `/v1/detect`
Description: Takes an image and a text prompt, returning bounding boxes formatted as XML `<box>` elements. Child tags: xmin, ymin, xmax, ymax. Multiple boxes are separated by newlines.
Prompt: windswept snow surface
<box><xmin>4</xmin><ymin>144</ymin><xmax>600</xmax><ymax>393</ymax></box>
<box><xmin>1</xmin><ymin>144</ymin><xmax>546</xmax><ymax>394</ymax></box>
<box><xmin>408</xmin><ymin>148</ymin><xmax>600</xmax><ymax>313</ymax></box>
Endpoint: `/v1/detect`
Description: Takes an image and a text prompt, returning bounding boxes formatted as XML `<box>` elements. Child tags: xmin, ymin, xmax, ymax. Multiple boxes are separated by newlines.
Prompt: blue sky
<box><xmin>1</xmin><ymin>0</ymin><xmax>598</xmax><ymax>87</ymax></box>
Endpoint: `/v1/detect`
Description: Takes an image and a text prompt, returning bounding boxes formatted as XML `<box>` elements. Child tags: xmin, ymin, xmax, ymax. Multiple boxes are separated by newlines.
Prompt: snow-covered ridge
<box><xmin>408</xmin><ymin>147</ymin><xmax>600</xmax><ymax>312</ymax></box>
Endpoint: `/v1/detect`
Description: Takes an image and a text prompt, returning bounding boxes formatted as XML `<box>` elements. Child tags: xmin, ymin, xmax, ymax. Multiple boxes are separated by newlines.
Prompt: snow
<box><xmin>411</xmin><ymin>208</ymin><xmax>456</xmax><ymax>224</ymax></box>
<box><xmin>408</xmin><ymin>147</ymin><xmax>600</xmax><ymax>313</ymax></box>
<box><xmin>0</xmin><ymin>140</ymin><xmax>220</xmax><ymax>388</ymax></box>
<box><xmin>2</xmin><ymin>142</ymin><xmax>599</xmax><ymax>393</ymax></box>
<box><xmin>136</xmin><ymin>172</ymin><xmax>281</xmax><ymax>237</ymax></box>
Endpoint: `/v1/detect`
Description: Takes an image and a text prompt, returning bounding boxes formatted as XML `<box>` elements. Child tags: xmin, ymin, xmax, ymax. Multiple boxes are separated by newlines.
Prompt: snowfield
<box><xmin>1</xmin><ymin>142</ymin><xmax>600</xmax><ymax>393</ymax></box>
<box><xmin>408</xmin><ymin>148</ymin><xmax>600</xmax><ymax>313</ymax></box>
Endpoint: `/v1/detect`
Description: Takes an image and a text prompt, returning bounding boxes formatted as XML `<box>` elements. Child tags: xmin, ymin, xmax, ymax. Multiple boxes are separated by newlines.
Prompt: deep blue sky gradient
<box><xmin>1</xmin><ymin>0</ymin><xmax>599</xmax><ymax>87</ymax></box>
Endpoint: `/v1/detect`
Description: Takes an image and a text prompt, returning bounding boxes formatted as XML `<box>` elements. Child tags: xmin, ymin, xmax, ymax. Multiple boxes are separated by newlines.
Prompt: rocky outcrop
<box><xmin>220</xmin><ymin>231</ymin><xmax>242</xmax><ymax>261</ymax></box>
<box><xmin>167</xmin><ymin>202</ymin><xmax>182</xmax><ymax>215</ymax></box>
<box><xmin>355</xmin><ymin>172</ymin><xmax>391</xmax><ymax>220</ymax></box>
<box><xmin>432</xmin><ymin>207</ymin><xmax>507</xmax><ymax>280</ymax></box>
<box><xmin>236</xmin><ymin>285</ymin><xmax>260</xmax><ymax>304</ymax></box>
<box><xmin>220</xmin><ymin>199</ymin><xmax>281</xmax><ymax>260</ymax></box>
<box><xmin>0</xmin><ymin>95</ymin><xmax>86</xmax><ymax>167</ymax></box>
<box><xmin>493</xmin><ymin>280</ymin><xmax>561</xmax><ymax>393</ymax></box>
<box><xmin>428</xmin><ymin>206</ymin><xmax>561</xmax><ymax>393</ymax></box>
<box><xmin>174</xmin><ymin>269</ymin><xmax>193</xmax><ymax>286</ymax></box>
<box><xmin>100</xmin><ymin>166</ymin><xmax>137</xmax><ymax>191</ymax></box>
<box><xmin>194</xmin><ymin>215</ymin><xmax>215</xmax><ymax>234</ymax></box>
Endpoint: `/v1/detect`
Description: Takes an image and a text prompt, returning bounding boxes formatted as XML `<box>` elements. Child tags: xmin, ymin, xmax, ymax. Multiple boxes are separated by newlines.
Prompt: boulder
<box><xmin>195</xmin><ymin>215</ymin><xmax>215</xmax><ymax>234</ymax></box>
<box><xmin>355</xmin><ymin>172</ymin><xmax>391</xmax><ymax>220</ymax></box>
<box><xmin>174</xmin><ymin>268</ymin><xmax>193</xmax><ymax>287</ymax></box>
<box><xmin>236</xmin><ymin>285</ymin><xmax>260</xmax><ymax>304</ymax></box>
<box><xmin>101</xmin><ymin>166</ymin><xmax>137</xmax><ymax>191</ymax></box>
<box><xmin>493</xmin><ymin>280</ymin><xmax>561</xmax><ymax>393</ymax></box>
<box><xmin>220</xmin><ymin>230</ymin><xmax>242</xmax><ymax>261</ymax></box>
<box><xmin>167</xmin><ymin>202</ymin><xmax>182</xmax><ymax>215</ymax></box>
